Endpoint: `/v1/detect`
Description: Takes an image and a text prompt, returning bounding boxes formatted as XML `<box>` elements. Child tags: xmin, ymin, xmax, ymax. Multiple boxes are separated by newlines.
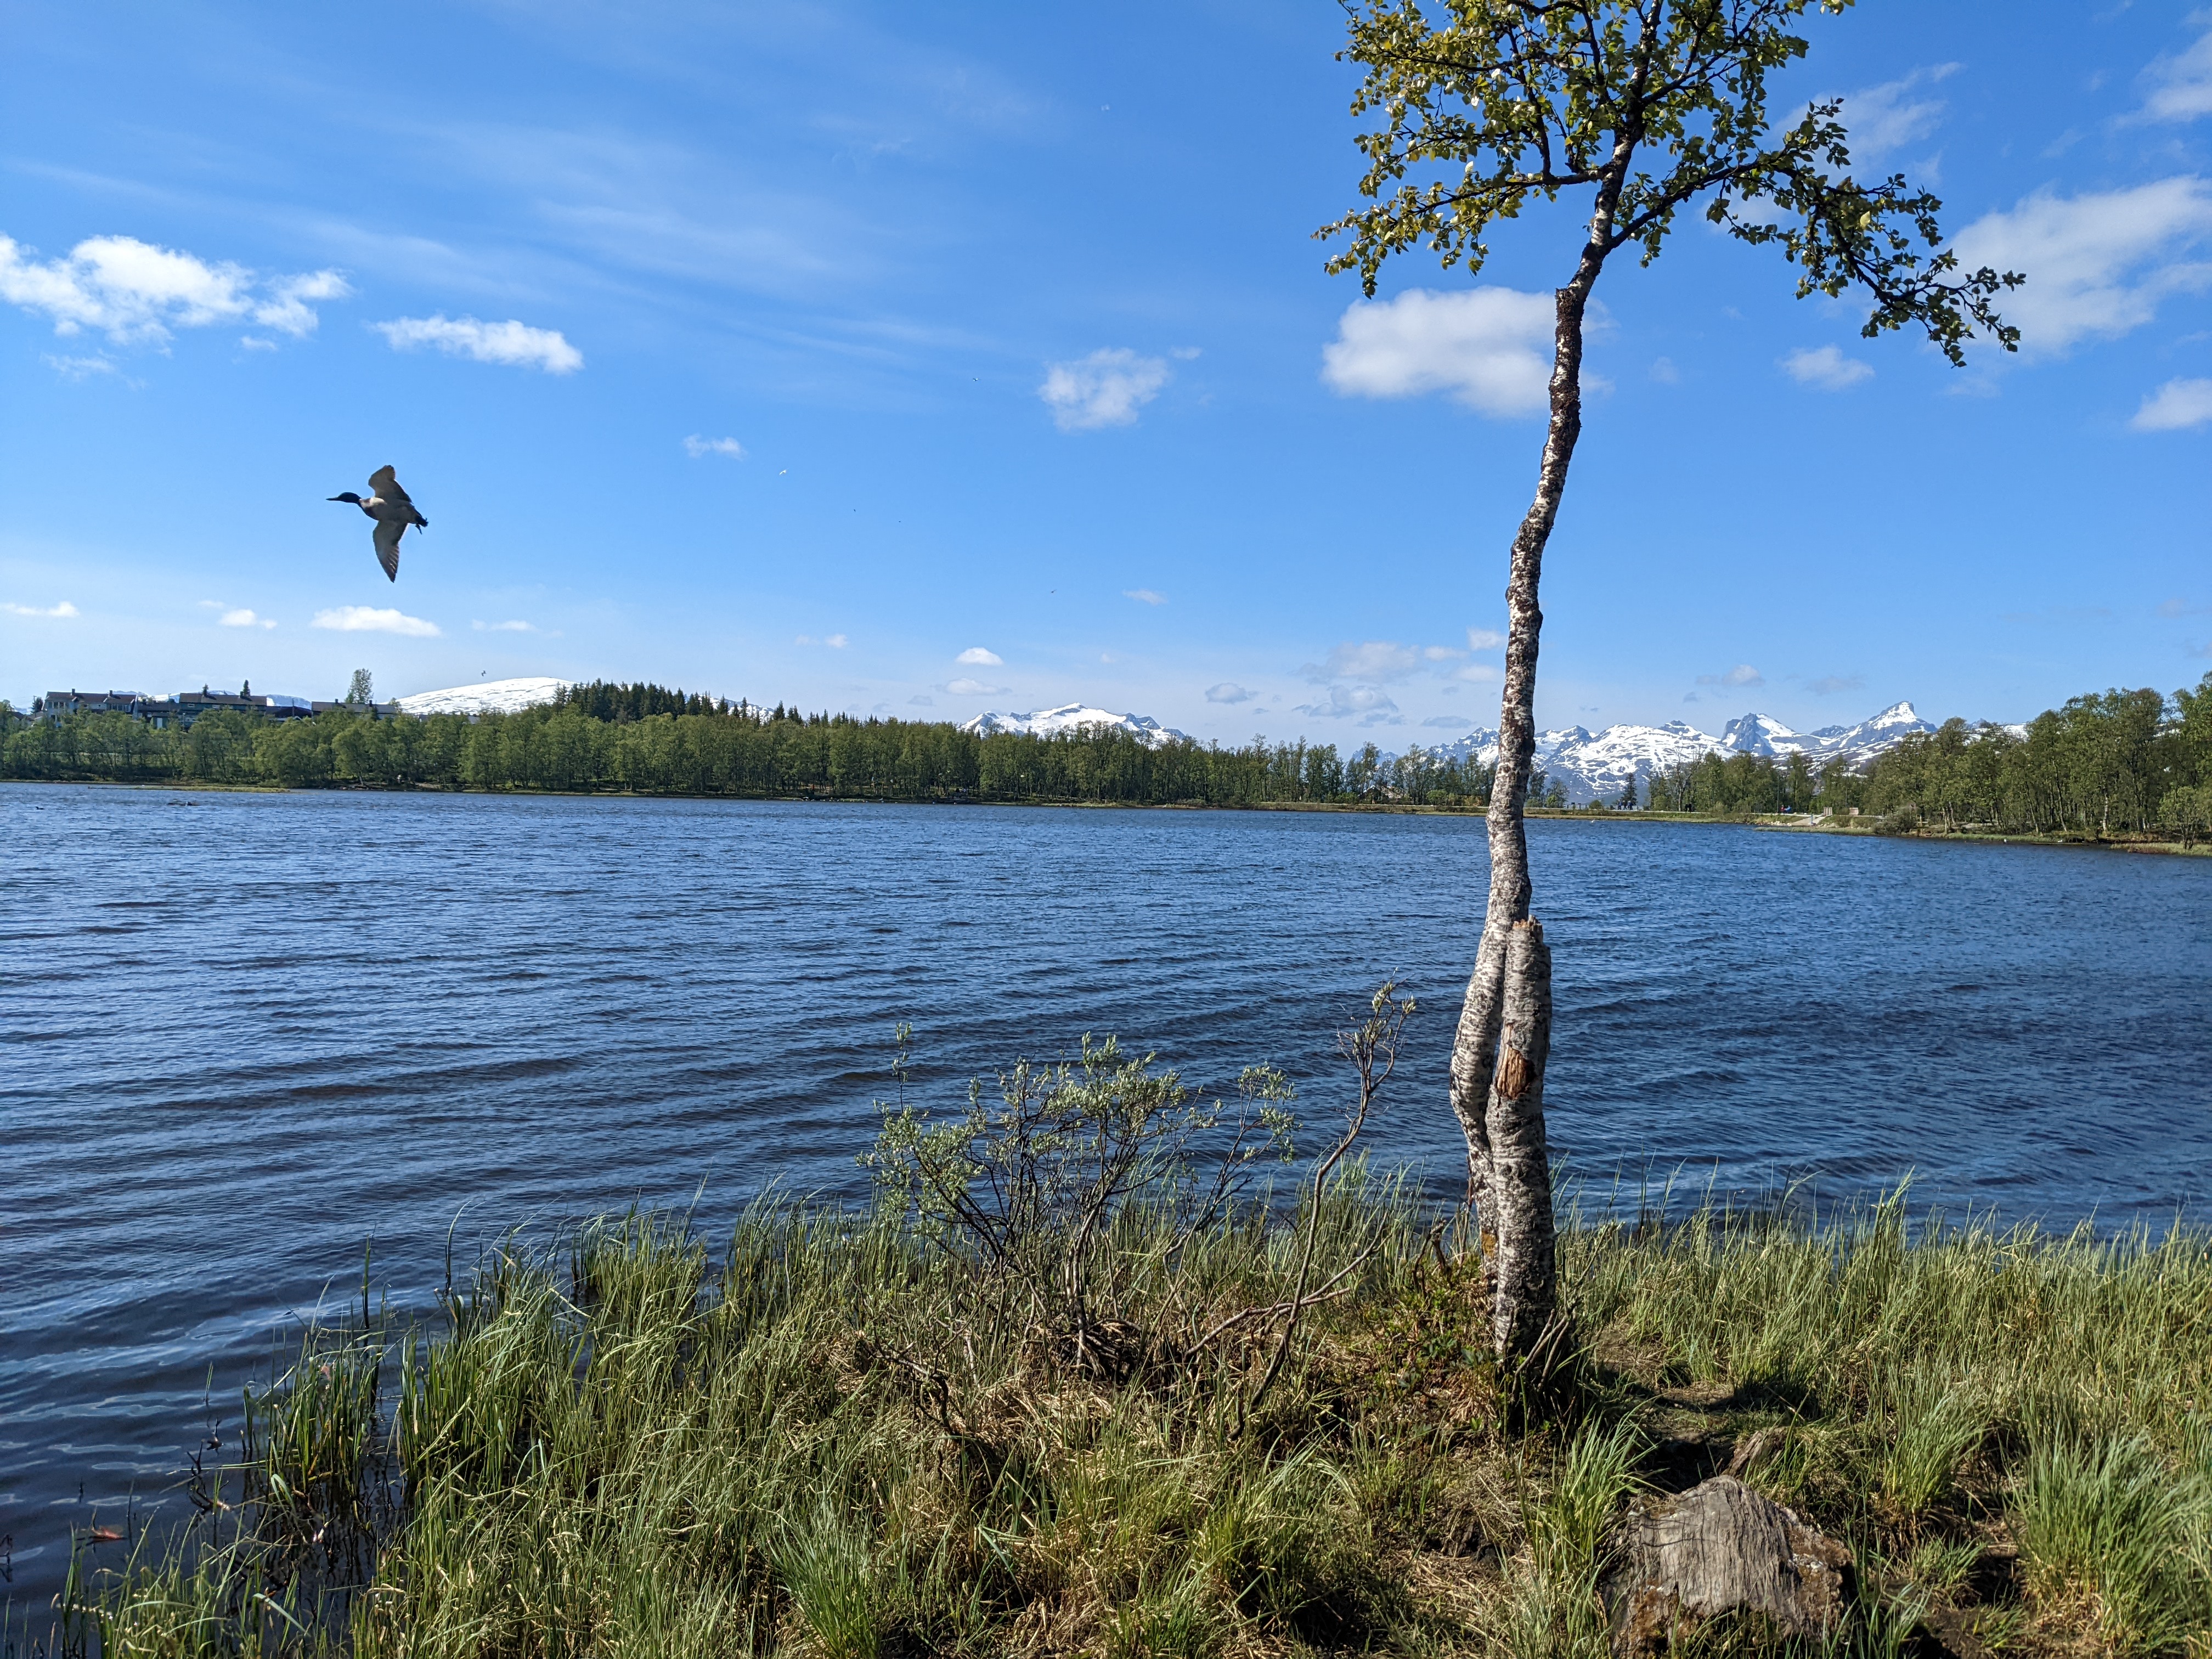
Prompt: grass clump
<box><xmin>49</xmin><ymin>1057</ymin><xmax>2212</xmax><ymax>1659</ymax></box>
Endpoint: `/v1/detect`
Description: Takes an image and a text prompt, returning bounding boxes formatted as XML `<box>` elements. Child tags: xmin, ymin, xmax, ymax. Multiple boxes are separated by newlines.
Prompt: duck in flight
<box><xmin>328</xmin><ymin>466</ymin><xmax>427</xmax><ymax>582</ymax></box>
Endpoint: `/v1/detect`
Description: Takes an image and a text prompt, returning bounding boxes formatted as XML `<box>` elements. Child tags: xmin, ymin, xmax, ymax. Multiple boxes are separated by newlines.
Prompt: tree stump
<box><xmin>1600</xmin><ymin>1475</ymin><xmax>1850</xmax><ymax>1656</ymax></box>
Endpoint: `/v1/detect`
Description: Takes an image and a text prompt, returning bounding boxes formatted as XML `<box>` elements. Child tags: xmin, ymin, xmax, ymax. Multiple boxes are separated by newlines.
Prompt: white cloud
<box><xmin>1322</xmin><ymin>287</ymin><xmax>1555</xmax><ymax>416</ymax></box>
<box><xmin>0</xmin><ymin>233</ymin><xmax>348</xmax><ymax>343</ymax></box>
<box><xmin>1452</xmin><ymin>662</ymin><xmax>1501</xmax><ymax>682</ymax></box>
<box><xmin>685</xmin><ymin>435</ymin><xmax>746</xmax><ymax>459</ymax></box>
<box><xmin>1781</xmin><ymin>346</ymin><xmax>1875</xmax><ymax>389</ymax></box>
<box><xmin>1039</xmin><ymin>348</ymin><xmax>1170</xmax><ymax>430</ymax></box>
<box><xmin>1950</xmin><ymin>179</ymin><xmax>2212</xmax><ymax>353</ymax></box>
<box><xmin>251</xmin><ymin>270</ymin><xmax>352</xmax><ymax>337</ymax></box>
<box><xmin>1302</xmin><ymin>640</ymin><xmax>1425</xmax><ymax>683</ymax></box>
<box><xmin>2</xmin><ymin>600</ymin><xmax>78</xmax><ymax>618</ymax></box>
<box><xmin>312</xmin><ymin>605</ymin><xmax>441</xmax><ymax>637</ymax></box>
<box><xmin>1422</xmin><ymin>714</ymin><xmax>1474</xmax><ymax>728</ymax></box>
<box><xmin>1466</xmin><ymin>627</ymin><xmax>1506</xmax><ymax>651</ymax></box>
<box><xmin>1697</xmin><ymin>664</ymin><xmax>1765</xmax><ymax>688</ymax></box>
<box><xmin>1205</xmin><ymin>682</ymin><xmax>1252</xmax><ymax>704</ymax></box>
<box><xmin>909</xmin><ymin>694</ymin><xmax>935</xmax><ymax>707</ymax></box>
<box><xmin>472</xmin><ymin>619</ymin><xmax>538</xmax><ymax>633</ymax></box>
<box><xmin>944</xmin><ymin>677</ymin><xmax>1003</xmax><ymax>696</ymax></box>
<box><xmin>1294</xmin><ymin>684</ymin><xmax>1400</xmax><ymax>720</ymax></box>
<box><xmin>1421</xmin><ymin>644</ymin><xmax>1464</xmax><ymax>661</ymax></box>
<box><xmin>219</xmin><ymin>608</ymin><xmax>276</xmax><ymax>629</ymax></box>
<box><xmin>1124</xmin><ymin>588</ymin><xmax>1166</xmax><ymax>605</ymax></box>
<box><xmin>956</xmin><ymin>646</ymin><xmax>1002</xmax><ymax>665</ymax></box>
<box><xmin>2132</xmin><ymin>376</ymin><xmax>2212</xmax><ymax>431</ymax></box>
<box><xmin>825</xmin><ymin>633</ymin><xmax>848</xmax><ymax>648</ymax></box>
<box><xmin>2140</xmin><ymin>18</ymin><xmax>2212</xmax><ymax>123</ymax></box>
<box><xmin>1839</xmin><ymin>64</ymin><xmax>1960</xmax><ymax>161</ymax></box>
<box><xmin>374</xmin><ymin>314</ymin><xmax>583</xmax><ymax>374</ymax></box>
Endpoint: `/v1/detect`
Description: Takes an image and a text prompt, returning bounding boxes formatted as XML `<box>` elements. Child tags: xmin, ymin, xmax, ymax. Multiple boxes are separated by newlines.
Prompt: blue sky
<box><xmin>3</xmin><ymin>0</ymin><xmax>2209</xmax><ymax>742</ymax></box>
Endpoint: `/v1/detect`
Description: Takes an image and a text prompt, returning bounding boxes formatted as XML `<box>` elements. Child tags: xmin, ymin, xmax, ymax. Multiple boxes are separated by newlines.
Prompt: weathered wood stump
<box><xmin>1600</xmin><ymin>1475</ymin><xmax>1850</xmax><ymax>1656</ymax></box>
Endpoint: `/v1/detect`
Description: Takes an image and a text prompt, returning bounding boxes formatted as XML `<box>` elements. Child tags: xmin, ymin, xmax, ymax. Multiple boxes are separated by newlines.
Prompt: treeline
<box><xmin>0</xmin><ymin>686</ymin><xmax>1496</xmax><ymax>808</ymax></box>
<box><xmin>1643</xmin><ymin>673</ymin><xmax>2212</xmax><ymax>838</ymax></box>
<box><xmin>1857</xmin><ymin>681</ymin><xmax>2212</xmax><ymax>837</ymax></box>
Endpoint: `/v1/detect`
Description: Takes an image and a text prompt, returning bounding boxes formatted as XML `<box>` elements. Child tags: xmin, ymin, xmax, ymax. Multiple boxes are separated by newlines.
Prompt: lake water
<box><xmin>4</xmin><ymin>783</ymin><xmax>2210</xmax><ymax>1610</ymax></box>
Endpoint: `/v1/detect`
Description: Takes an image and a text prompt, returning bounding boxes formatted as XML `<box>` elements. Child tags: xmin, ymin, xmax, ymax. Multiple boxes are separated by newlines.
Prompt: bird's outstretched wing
<box><xmin>368</xmin><ymin>465</ymin><xmax>414</xmax><ymax>508</ymax></box>
<box><xmin>374</xmin><ymin>516</ymin><xmax>404</xmax><ymax>582</ymax></box>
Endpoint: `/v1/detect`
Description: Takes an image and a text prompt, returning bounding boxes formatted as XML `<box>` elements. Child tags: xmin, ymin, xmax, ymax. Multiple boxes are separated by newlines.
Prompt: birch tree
<box><xmin>1322</xmin><ymin>0</ymin><xmax>2021</xmax><ymax>1363</ymax></box>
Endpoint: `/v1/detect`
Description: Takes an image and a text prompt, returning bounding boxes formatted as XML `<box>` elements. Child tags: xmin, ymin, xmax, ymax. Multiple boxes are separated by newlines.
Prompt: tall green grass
<box><xmin>54</xmin><ymin>1191</ymin><xmax>2212</xmax><ymax>1658</ymax></box>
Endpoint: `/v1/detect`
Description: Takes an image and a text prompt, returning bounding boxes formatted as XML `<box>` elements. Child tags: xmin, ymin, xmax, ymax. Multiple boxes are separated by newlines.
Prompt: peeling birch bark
<box><xmin>1486</xmin><ymin>919</ymin><xmax>1556</xmax><ymax>1358</ymax></box>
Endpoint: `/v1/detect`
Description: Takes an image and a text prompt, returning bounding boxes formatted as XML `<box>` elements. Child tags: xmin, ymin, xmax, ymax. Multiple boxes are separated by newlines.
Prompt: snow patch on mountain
<box><xmin>1403</xmin><ymin>702</ymin><xmax>1937</xmax><ymax>804</ymax></box>
<box><xmin>961</xmin><ymin>703</ymin><xmax>1192</xmax><ymax>748</ymax></box>
<box><xmin>394</xmin><ymin>676</ymin><xmax>572</xmax><ymax>716</ymax></box>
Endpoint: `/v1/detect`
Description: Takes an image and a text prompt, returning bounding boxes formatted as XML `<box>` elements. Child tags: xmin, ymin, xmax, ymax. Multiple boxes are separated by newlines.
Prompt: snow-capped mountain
<box><xmin>1403</xmin><ymin>702</ymin><xmax>1938</xmax><ymax>804</ymax></box>
<box><xmin>961</xmin><ymin>703</ymin><xmax>1193</xmax><ymax>749</ymax></box>
<box><xmin>394</xmin><ymin>676</ymin><xmax>572</xmax><ymax>716</ymax></box>
<box><xmin>1806</xmin><ymin>702</ymin><xmax>1937</xmax><ymax>760</ymax></box>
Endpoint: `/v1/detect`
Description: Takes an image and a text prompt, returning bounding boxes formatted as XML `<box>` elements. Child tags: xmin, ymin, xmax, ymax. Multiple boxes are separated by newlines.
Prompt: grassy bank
<box><xmin>51</xmin><ymin>1184</ymin><xmax>2212</xmax><ymax>1659</ymax></box>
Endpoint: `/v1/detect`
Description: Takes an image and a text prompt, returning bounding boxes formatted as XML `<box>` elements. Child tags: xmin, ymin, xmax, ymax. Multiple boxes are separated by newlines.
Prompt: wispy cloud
<box><xmin>956</xmin><ymin>646</ymin><xmax>1002</xmax><ymax>666</ymax></box>
<box><xmin>2</xmin><ymin>600</ymin><xmax>78</xmax><ymax>618</ymax></box>
<box><xmin>943</xmin><ymin>677</ymin><xmax>1003</xmax><ymax>696</ymax></box>
<box><xmin>0</xmin><ymin>232</ymin><xmax>349</xmax><ymax>344</ymax></box>
<box><xmin>684</xmin><ymin>435</ymin><xmax>746</xmax><ymax>458</ymax></box>
<box><xmin>1322</xmin><ymin>287</ymin><xmax>1559</xmax><ymax>416</ymax></box>
<box><xmin>1039</xmin><ymin>348</ymin><xmax>1170</xmax><ymax>430</ymax></box>
<box><xmin>1124</xmin><ymin>588</ymin><xmax>1166</xmax><ymax>605</ymax></box>
<box><xmin>311</xmin><ymin>605</ymin><xmax>441</xmax><ymax>637</ymax></box>
<box><xmin>1205</xmin><ymin>682</ymin><xmax>1251</xmax><ymax>704</ymax></box>
<box><xmin>2137</xmin><ymin>16</ymin><xmax>2212</xmax><ymax>123</ymax></box>
<box><xmin>1808</xmin><ymin>674</ymin><xmax>1866</xmax><ymax>696</ymax></box>
<box><xmin>1422</xmin><ymin>714</ymin><xmax>1475</xmax><ymax>728</ymax></box>
<box><xmin>909</xmin><ymin>694</ymin><xmax>935</xmax><ymax>707</ymax></box>
<box><xmin>1839</xmin><ymin>64</ymin><xmax>1960</xmax><ymax>161</ymax></box>
<box><xmin>472</xmin><ymin>619</ymin><xmax>539</xmax><ymax>633</ymax></box>
<box><xmin>1294</xmin><ymin>684</ymin><xmax>1401</xmax><ymax>723</ymax></box>
<box><xmin>1466</xmin><ymin>627</ymin><xmax>1506</xmax><ymax>651</ymax></box>
<box><xmin>1951</xmin><ymin>179</ymin><xmax>2212</xmax><ymax>353</ymax></box>
<box><xmin>1781</xmin><ymin>345</ymin><xmax>1874</xmax><ymax>390</ymax></box>
<box><xmin>2160</xmin><ymin>597</ymin><xmax>2209</xmax><ymax>618</ymax></box>
<box><xmin>1302</xmin><ymin>640</ymin><xmax>1423</xmax><ymax>683</ymax></box>
<box><xmin>2132</xmin><ymin>376</ymin><xmax>2212</xmax><ymax>431</ymax></box>
<box><xmin>374</xmin><ymin>314</ymin><xmax>583</xmax><ymax>373</ymax></box>
<box><xmin>796</xmin><ymin>633</ymin><xmax>850</xmax><ymax>647</ymax></box>
<box><xmin>219</xmin><ymin>608</ymin><xmax>275</xmax><ymax>629</ymax></box>
<box><xmin>44</xmin><ymin>352</ymin><xmax>119</xmax><ymax>380</ymax></box>
<box><xmin>1698</xmin><ymin>664</ymin><xmax>1765</xmax><ymax>688</ymax></box>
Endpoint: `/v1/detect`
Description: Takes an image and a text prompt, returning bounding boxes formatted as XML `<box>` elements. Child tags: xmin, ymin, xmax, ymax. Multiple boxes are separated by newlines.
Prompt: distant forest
<box><xmin>1646</xmin><ymin>675</ymin><xmax>2212</xmax><ymax>839</ymax></box>
<box><xmin>6</xmin><ymin>673</ymin><xmax>2208</xmax><ymax>838</ymax></box>
<box><xmin>0</xmin><ymin>681</ymin><xmax>1493</xmax><ymax>808</ymax></box>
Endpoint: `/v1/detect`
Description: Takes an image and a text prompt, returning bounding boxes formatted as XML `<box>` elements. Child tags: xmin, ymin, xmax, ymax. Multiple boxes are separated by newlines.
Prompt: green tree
<box><xmin>1326</xmin><ymin>0</ymin><xmax>2019</xmax><ymax>1361</ymax></box>
<box><xmin>1615</xmin><ymin>774</ymin><xmax>1638</xmax><ymax>810</ymax></box>
<box><xmin>346</xmin><ymin>668</ymin><xmax>374</xmax><ymax>705</ymax></box>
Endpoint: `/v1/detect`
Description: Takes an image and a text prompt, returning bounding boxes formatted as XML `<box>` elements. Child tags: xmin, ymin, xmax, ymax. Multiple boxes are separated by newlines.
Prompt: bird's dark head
<box><xmin>328</xmin><ymin>492</ymin><xmax>364</xmax><ymax>505</ymax></box>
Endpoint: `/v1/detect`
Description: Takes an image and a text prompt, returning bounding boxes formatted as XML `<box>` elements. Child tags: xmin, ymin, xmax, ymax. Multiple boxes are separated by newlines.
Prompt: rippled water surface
<box><xmin>4</xmin><ymin>783</ymin><xmax>2210</xmax><ymax>1604</ymax></box>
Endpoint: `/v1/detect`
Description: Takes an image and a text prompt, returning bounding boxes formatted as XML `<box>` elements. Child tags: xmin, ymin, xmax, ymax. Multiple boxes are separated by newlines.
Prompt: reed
<box><xmin>54</xmin><ymin>1187</ymin><xmax>2212</xmax><ymax>1658</ymax></box>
